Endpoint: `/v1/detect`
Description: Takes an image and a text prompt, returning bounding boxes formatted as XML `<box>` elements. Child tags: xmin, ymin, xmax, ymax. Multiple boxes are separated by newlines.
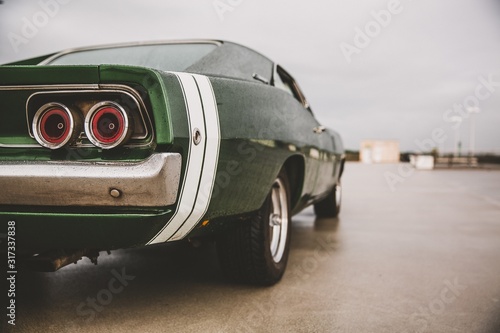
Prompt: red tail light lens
<box><xmin>33</xmin><ymin>103</ymin><xmax>80</xmax><ymax>149</ymax></box>
<box><xmin>85</xmin><ymin>101</ymin><xmax>132</xmax><ymax>149</ymax></box>
<box><xmin>92</xmin><ymin>107</ymin><xmax>124</xmax><ymax>143</ymax></box>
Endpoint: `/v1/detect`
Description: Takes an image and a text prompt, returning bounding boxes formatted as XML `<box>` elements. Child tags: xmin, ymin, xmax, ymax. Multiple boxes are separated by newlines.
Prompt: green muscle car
<box><xmin>0</xmin><ymin>40</ymin><xmax>344</xmax><ymax>285</ymax></box>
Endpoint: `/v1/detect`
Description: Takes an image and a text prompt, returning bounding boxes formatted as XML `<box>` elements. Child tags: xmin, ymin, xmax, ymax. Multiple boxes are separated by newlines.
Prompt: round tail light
<box><xmin>85</xmin><ymin>101</ymin><xmax>132</xmax><ymax>149</ymax></box>
<box><xmin>32</xmin><ymin>103</ymin><xmax>81</xmax><ymax>149</ymax></box>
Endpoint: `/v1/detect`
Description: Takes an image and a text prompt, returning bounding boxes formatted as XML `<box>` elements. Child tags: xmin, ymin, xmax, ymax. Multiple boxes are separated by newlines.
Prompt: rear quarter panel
<box><xmin>203</xmin><ymin>76</ymin><xmax>334</xmax><ymax>219</ymax></box>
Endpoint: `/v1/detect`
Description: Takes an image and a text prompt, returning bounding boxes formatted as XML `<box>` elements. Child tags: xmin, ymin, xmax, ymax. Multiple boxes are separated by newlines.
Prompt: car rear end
<box><xmin>0</xmin><ymin>65</ymin><xmax>187</xmax><ymax>255</ymax></box>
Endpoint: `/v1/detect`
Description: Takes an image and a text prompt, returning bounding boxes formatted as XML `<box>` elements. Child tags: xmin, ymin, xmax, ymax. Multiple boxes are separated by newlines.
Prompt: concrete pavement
<box><xmin>3</xmin><ymin>162</ymin><xmax>500</xmax><ymax>332</ymax></box>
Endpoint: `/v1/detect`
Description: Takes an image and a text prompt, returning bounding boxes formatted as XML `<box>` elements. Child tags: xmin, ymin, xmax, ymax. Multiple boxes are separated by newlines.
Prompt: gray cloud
<box><xmin>1</xmin><ymin>0</ymin><xmax>499</xmax><ymax>152</ymax></box>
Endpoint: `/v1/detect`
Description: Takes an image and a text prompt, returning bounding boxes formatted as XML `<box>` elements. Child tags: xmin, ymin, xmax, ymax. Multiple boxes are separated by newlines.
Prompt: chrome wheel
<box><xmin>269</xmin><ymin>178</ymin><xmax>289</xmax><ymax>263</ymax></box>
<box><xmin>216</xmin><ymin>169</ymin><xmax>291</xmax><ymax>285</ymax></box>
<box><xmin>335</xmin><ymin>184</ymin><xmax>342</xmax><ymax>209</ymax></box>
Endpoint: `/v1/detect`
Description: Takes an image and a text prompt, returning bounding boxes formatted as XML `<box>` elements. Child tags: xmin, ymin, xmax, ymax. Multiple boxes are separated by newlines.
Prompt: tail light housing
<box><xmin>26</xmin><ymin>86</ymin><xmax>150</xmax><ymax>151</ymax></box>
<box><xmin>85</xmin><ymin>101</ymin><xmax>133</xmax><ymax>149</ymax></box>
<box><xmin>32</xmin><ymin>103</ymin><xmax>81</xmax><ymax>149</ymax></box>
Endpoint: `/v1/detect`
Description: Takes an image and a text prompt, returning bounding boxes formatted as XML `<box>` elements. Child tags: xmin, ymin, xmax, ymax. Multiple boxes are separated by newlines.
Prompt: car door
<box><xmin>274</xmin><ymin>66</ymin><xmax>335</xmax><ymax>198</ymax></box>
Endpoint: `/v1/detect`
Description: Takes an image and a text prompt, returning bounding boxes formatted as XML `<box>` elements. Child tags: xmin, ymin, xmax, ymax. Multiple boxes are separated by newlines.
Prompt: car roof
<box><xmin>30</xmin><ymin>39</ymin><xmax>275</xmax><ymax>83</ymax></box>
<box><xmin>185</xmin><ymin>40</ymin><xmax>274</xmax><ymax>83</ymax></box>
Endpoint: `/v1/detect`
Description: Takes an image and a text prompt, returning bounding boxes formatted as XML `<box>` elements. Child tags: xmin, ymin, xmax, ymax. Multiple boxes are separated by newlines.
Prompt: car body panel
<box><xmin>0</xmin><ymin>40</ymin><xmax>344</xmax><ymax>255</ymax></box>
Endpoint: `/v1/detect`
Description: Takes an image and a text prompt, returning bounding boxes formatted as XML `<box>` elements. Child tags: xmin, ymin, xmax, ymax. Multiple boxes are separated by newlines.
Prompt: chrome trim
<box><xmin>269</xmin><ymin>177</ymin><xmax>289</xmax><ymax>263</ymax></box>
<box><xmin>0</xmin><ymin>84</ymin><xmax>152</xmax><ymax>149</ymax></box>
<box><xmin>0</xmin><ymin>143</ymin><xmax>40</xmax><ymax>148</ymax></box>
<box><xmin>38</xmin><ymin>40</ymin><xmax>223</xmax><ymax>65</ymax></box>
<box><xmin>0</xmin><ymin>84</ymin><xmax>99</xmax><ymax>91</ymax></box>
<box><xmin>85</xmin><ymin>101</ymin><xmax>131</xmax><ymax>149</ymax></box>
<box><xmin>32</xmin><ymin>102</ymin><xmax>78</xmax><ymax>149</ymax></box>
<box><xmin>100</xmin><ymin>84</ymin><xmax>153</xmax><ymax>142</ymax></box>
<box><xmin>0</xmin><ymin>153</ymin><xmax>182</xmax><ymax>207</ymax></box>
<box><xmin>0</xmin><ymin>86</ymin><xmax>95</xmax><ymax>148</ymax></box>
<box><xmin>26</xmin><ymin>86</ymin><xmax>150</xmax><ymax>141</ymax></box>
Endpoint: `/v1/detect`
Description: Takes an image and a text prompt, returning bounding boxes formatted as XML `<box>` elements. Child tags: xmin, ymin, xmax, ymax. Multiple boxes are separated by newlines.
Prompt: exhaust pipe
<box><xmin>24</xmin><ymin>249</ymin><xmax>100</xmax><ymax>272</ymax></box>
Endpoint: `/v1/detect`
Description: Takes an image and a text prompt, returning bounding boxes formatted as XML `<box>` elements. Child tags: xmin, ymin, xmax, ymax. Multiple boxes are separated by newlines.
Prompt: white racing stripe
<box><xmin>147</xmin><ymin>72</ymin><xmax>220</xmax><ymax>245</ymax></box>
<box><xmin>169</xmin><ymin>74</ymin><xmax>221</xmax><ymax>241</ymax></box>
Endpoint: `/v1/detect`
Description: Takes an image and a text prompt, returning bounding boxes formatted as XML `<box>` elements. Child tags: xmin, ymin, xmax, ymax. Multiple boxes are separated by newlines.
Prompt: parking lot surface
<box><xmin>4</xmin><ymin>162</ymin><xmax>500</xmax><ymax>332</ymax></box>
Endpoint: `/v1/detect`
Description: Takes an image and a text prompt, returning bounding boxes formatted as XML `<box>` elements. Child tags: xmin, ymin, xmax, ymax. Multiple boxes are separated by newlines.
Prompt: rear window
<box><xmin>46</xmin><ymin>43</ymin><xmax>218</xmax><ymax>71</ymax></box>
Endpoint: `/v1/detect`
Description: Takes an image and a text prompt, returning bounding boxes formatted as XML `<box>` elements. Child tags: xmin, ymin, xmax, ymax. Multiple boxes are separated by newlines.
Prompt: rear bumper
<box><xmin>0</xmin><ymin>210</ymin><xmax>175</xmax><ymax>253</ymax></box>
<box><xmin>0</xmin><ymin>153</ymin><xmax>182</xmax><ymax>207</ymax></box>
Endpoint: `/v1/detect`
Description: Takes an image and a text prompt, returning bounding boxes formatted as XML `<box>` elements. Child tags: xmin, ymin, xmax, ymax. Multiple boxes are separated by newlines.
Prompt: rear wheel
<box><xmin>216</xmin><ymin>169</ymin><xmax>291</xmax><ymax>285</ymax></box>
<box><xmin>314</xmin><ymin>182</ymin><xmax>341</xmax><ymax>218</ymax></box>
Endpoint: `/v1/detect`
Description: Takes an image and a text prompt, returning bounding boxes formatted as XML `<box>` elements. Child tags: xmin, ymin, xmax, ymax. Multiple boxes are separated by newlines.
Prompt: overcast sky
<box><xmin>1</xmin><ymin>0</ymin><xmax>499</xmax><ymax>153</ymax></box>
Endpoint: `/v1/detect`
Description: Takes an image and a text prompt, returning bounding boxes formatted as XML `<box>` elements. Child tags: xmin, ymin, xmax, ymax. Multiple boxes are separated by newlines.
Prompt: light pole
<box><xmin>451</xmin><ymin>116</ymin><xmax>462</xmax><ymax>157</ymax></box>
<box><xmin>467</xmin><ymin>107</ymin><xmax>480</xmax><ymax>156</ymax></box>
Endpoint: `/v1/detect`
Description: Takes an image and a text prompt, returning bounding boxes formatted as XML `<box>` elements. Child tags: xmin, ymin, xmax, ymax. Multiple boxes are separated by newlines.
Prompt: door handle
<box><xmin>313</xmin><ymin>126</ymin><xmax>326</xmax><ymax>134</ymax></box>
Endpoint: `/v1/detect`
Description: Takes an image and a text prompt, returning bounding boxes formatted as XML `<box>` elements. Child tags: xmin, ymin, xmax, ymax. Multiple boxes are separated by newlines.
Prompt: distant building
<box><xmin>360</xmin><ymin>140</ymin><xmax>400</xmax><ymax>163</ymax></box>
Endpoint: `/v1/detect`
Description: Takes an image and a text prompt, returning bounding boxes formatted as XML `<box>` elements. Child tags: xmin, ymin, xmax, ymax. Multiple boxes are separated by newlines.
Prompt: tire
<box><xmin>314</xmin><ymin>182</ymin><xmax>341</xmax><ymax>218</ymax></box>
<box><xmin>216</xmin><ymin>169</ymin><xmax>291</xmax><ymax>285</ymax></box>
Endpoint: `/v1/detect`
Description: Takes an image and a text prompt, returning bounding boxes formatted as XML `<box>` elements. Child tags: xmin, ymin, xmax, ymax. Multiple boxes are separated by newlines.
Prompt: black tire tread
<box><xmin>314</xmin><ymin>185</ymin><xmax>340</xmax><ymax>218</ymax></box>
<box><xmin>217</xmin><ymin>170</ymin><xmax>290</xmax><ymax>285</ymax></box>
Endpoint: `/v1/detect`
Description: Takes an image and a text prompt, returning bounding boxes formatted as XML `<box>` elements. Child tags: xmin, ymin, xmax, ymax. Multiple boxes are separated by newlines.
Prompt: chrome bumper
<box><xmin>0</xmin><ymin>153</ymin><xmax>182</xmax><ymax>207</ymax></box>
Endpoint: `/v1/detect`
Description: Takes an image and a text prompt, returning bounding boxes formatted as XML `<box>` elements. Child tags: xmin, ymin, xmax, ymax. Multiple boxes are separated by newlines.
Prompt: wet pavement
<box><xmin>3</xmin><ymin>162</ymin><xmax>500</xmax><ymax>333</ymax></box>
